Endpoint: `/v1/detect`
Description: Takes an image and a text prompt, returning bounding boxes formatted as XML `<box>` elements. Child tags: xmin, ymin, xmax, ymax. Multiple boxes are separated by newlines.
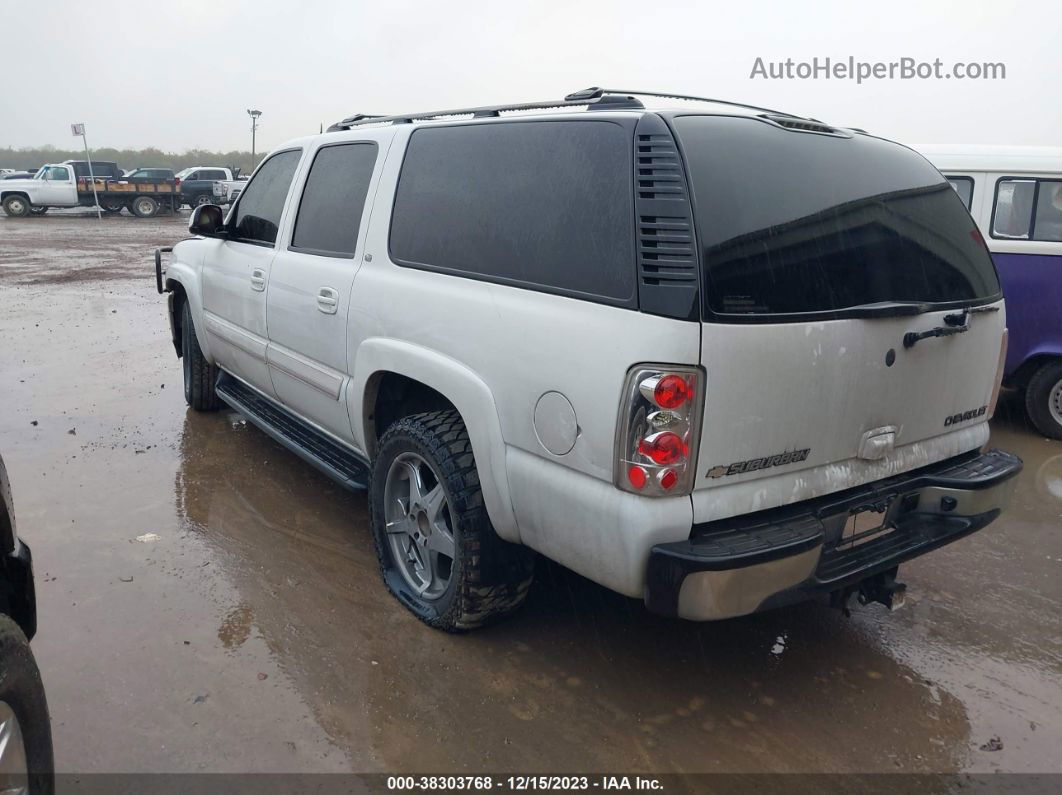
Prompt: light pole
<box><xmin>247</xmin><ymin>109</ymin><xmax>262</xmax><ymax>170</ymax></box>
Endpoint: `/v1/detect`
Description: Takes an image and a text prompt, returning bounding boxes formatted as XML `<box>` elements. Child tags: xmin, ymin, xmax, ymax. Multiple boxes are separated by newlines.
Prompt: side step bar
<box><xmin>215</xmin><ymin>372</ymin><xmax>369</xmax><ymax>491</ymax></box>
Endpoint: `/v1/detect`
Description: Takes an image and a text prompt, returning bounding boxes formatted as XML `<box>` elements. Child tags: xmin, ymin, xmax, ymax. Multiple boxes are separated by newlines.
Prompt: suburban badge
<box><xmin>707</xmin><ymin>448</ymin><xmax>811</xmax><ymax>478</ymax></box>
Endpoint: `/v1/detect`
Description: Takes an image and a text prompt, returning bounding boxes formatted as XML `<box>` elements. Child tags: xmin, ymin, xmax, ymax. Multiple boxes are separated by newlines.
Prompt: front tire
<box><xmin>1025</xmin><ymin>359</ymin><xmax>1062</xmax><ymax>439</ymax></box>
<box><xmin>0</xmin><ymin>615</ymin><xmax>54</xmax><ymax>795</ymax></box>
<box><xmin>370</xmin><ymin>410</ymin><xmax>534</xmax><ymax>631</ymax></box>
<box><xmin>181</xmin><ymin>301</ymin><xmax>221</xmax><ymax>411</ymax></box>
<box><xmin>2</xmin><ymin>195</ymin><xmax>30</xmax><ymax>217</ymax></box>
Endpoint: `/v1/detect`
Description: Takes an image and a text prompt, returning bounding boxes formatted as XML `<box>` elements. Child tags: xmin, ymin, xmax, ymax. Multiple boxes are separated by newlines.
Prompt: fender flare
<box><xmin>351</xmin><ymin>338</ymin><xmax>521</xmax><ymax>544</ymax></box>
<box><xmin>164</xmin><ymin>251</ymin><xmax>214</xmax><ymax>363</ymax></box>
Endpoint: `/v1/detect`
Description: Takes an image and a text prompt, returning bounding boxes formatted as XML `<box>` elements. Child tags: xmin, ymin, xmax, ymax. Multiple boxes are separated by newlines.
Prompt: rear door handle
<box><xmin>250</xmin><ymin>268</ymin><xmax>266</xmax><ymax>291</ymax></box>
<box><xmin>317</xmin><ymin>287</ymin><xmax>339</xmax><ymax>314</ymax></box>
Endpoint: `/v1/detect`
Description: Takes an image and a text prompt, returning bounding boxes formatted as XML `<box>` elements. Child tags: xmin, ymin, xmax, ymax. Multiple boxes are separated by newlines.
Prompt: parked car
<box><xmin>158</xmin><ymin>88</ymin><xmax>1021</xmax><ymax>631</ymax></box>
<box><xmin>174</xmin><ymin>167</ymin><xmax>237</xmax><ymax>208</ymax></box>
<box><xmin>917</xmin><ymin>145</ymin><xmax>1062</xmax><ymax>439</ymax></box>
<box><xmin>0</xmin><ymin>452</ymin><xmax>54</xmax><ymax>794</ymax></box>
<box><xmin>0</xmin><ymin>164</ymin><xmax>178</xmax><ymax>218</ymax></box>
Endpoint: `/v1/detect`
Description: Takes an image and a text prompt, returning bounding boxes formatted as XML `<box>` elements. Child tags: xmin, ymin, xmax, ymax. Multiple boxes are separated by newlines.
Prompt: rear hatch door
<box><xmin>669</xmin><ymin>114</ymin><xmax>1005</xmax><ymax>522</ymax></box>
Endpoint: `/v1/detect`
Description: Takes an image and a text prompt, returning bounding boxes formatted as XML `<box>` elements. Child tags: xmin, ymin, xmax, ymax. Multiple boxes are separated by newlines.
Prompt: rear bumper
<box><xmin>1</xmin><ymin>539</ymin><xmax>37</xmax><ymax>639</ymax></box>
<box><xmin>645</xmin><ymin>448</ymin><xmax>1022</xmax><ymax>621</ymax></box>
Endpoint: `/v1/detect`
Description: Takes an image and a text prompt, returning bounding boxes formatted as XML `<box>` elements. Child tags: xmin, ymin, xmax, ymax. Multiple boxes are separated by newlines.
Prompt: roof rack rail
<box><xmin>564</xmin><ymin>87</ymin><xmax>803</xmax><ymax>119</ymax></box>
<box><xmin>327</xmin><ymin>90</ymin><xmax>645</xmax><ymax>131</ymax></box>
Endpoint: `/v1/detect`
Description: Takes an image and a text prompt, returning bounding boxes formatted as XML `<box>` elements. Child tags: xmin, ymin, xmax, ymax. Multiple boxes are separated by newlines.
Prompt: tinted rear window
<box><xmin>389</xmin><ymin>120</ymin><xmax>635</xmax><ymax>303</ymax></box>
<box><xmin>673</xmin><ymin>116</ymin><xmax>1001</xmax><ymax>319</ymax></box>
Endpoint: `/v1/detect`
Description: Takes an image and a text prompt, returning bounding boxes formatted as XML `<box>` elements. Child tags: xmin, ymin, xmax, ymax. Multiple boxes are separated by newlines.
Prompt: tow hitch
<box><xmin>831</xmin><ymin>568</ymin><xmax>907</xmax><ymax>615</ymax></box>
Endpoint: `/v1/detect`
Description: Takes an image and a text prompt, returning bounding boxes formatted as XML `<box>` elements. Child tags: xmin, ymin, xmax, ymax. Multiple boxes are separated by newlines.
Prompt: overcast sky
<box><xmin>1</xmin><ymin>0</ymin><xmax>1058</xmax><ymax>153</ymax></box>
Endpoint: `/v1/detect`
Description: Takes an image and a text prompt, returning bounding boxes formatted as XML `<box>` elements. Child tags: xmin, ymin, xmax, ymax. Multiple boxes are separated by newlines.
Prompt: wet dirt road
<box><xmin>0</xmin><ymin>213</ymin><xmax>1059</xmax><ymax>778</ymax></box>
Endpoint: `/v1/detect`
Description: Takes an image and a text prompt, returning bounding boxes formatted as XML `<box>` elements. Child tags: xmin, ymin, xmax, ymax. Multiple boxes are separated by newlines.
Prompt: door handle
<box><xmin>317</xmin><ymin>287</ymin><xmax>339</xmax><ymax>314</ymax></box>
<box><xmin>250</xmin><ymin>268</ymin><xmax>266</xmax><ymax>291</ymax></box>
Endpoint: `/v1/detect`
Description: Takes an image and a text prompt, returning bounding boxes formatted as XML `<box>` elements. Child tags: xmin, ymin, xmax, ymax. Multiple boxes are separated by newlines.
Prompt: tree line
<box><xmin>0</xmin><ymin>146</ymin><xmax>257</xmax><ymax>173</ymax></box>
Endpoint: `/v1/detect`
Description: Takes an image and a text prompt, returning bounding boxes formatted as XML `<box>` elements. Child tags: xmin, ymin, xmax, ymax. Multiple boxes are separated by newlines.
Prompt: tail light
<box><xmin>987</xmin><ymin>328</ymin><xmax>1008</xmax><ymax>420</ymax></box>
<box><xmin>615</xmin><ymin>364</ymin><xmax>704</xmax><ymax>497</ymax></box>
<box><xmin>175</xmin><ymin>177</ymin><xmax>181</xmax><ymax>190</ymax></box>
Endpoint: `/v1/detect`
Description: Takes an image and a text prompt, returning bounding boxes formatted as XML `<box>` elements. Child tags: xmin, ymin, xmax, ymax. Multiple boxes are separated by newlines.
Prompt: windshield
<box><xmin>672</xmin><ymin>115</ymin><xmax>1001</xmax><ymax>320</ymax></box>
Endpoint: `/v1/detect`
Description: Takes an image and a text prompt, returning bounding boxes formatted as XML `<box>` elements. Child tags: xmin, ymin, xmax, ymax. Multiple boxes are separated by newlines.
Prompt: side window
<box><xmin>947</xmin><ymin>176</ymin><xmax>974</xmax><ymax>210</ymax></box>
<box><xmin>1032</xmin><ymin>180</ymin><xmax>1062</xmax><ymax>242</ymax></box>
<box><xmin>992</xmin><ymin>179</ymin><xmax>1035</xmax><ymax>239</ymax></box>
<box><xmin>389</xmin><ymin>121</ymin><xmax>635</xmax><ymax>303</ymax></box>
<box><xmin>230</xmin><ymin>150</ymin><xmax>302</xmax><ymax>245</ymax></box>
<box><xmin>202</xmin><ymin>170</ymin><xmax>225</xmax><ymax>180</ymax></box>
<box><xmin>187</xmin><ymin>171</ymin><xmax>201</xmax><ymax>181</ymax></box>
<box><xmin>291</xmin><ymin>142</ymin><xmax>378</xmax><ymax>257</ymax></box>
<box><xmin>46</xmin><ymin>167</ymin><xmax>70</xmax><ymax>182</ymax></box>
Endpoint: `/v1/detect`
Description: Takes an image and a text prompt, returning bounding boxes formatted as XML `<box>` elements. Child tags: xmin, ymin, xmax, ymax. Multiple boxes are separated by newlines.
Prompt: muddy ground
<box><xmin>0</xmin><ymin>212</ymin><xmax>1059</xmax><ymax>779</ymax></box>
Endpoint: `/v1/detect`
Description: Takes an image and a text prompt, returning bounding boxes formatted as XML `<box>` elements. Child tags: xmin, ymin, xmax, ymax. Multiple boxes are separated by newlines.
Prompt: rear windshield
<box><xmin>672</xmin><ymin>116</ymin><xmax>1001</xmax><ymax>320</ymax></box>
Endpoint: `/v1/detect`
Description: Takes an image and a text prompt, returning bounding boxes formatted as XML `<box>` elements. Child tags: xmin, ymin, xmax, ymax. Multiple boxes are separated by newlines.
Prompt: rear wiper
<box><xmin>842</xmin><ymin>301</ymin><xmax>934</xmax><ymax>318</ymax></box>
<box><xmin>903</xmin><ymin>324</ymin><xmax>968</xmax><ymax>348</ymax></box>
<box><xmin>903</xmin><ymin>305</ymin><xmax>998</xmax><ymax>348</ymax></box>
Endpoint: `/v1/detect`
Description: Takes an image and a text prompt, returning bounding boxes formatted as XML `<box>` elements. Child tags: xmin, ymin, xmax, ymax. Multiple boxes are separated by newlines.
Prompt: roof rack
<box><xmin>327</xmin><ymin>86</ymin><xmax>808</xmax><ymax>132</ymax></box>
<box><xmin>564</xmin><ymin>87</ymin><xmax>803</xmax><ymax>119</ymax></box>
<box><xmin>327</xmin><ymin>89</ymin><xmax>644</xmax><ymax>131</ymax></box>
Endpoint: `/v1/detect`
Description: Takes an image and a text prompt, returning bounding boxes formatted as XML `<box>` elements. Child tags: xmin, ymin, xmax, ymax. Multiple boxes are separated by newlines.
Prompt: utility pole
<box><xmin>70</xmin><ymin>123</ymin><xmax>102</xmax><ymax>220</ymax></box>
<box><xmin>247</xmin><ymin>109</ymin><xmax>262</xmax><ymax>170</ymax></box>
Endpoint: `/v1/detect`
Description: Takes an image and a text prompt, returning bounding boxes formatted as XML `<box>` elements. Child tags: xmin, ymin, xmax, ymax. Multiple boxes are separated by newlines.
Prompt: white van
<box><xmin>917</xmin><ymin>145</ymin><xmax>1062</xmax><ymax>438</ymax></box>
<box><xmin>158</xmin><ymin>89</ymin><xmax>1021</xmax><ymax>631</ymax></box>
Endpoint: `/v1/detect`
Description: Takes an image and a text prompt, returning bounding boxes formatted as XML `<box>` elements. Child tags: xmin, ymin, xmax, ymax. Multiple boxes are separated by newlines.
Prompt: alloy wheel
<box><xmin>0</xmin><ymin>701</ymin><xmax>28</xmax><ymax>795</ymax></box>
<box><xmin>382</xmin><ymin>452</ymin><xmax>456</xmax><ymax>600</ymax></box>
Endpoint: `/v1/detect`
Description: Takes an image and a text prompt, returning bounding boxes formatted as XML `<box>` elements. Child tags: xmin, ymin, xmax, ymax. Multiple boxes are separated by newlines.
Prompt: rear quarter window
<box><xmin>389</xmin><ymin>120</ymin><xmax>636</xmax><ymax>304</ymax></box>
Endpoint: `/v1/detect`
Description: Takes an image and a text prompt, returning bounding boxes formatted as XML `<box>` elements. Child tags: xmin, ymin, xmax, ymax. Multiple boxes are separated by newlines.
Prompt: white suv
<box><xmin>157</xmin><ymin>88</ymin><xmax>1021</xmax><ymax>631</ymax></box>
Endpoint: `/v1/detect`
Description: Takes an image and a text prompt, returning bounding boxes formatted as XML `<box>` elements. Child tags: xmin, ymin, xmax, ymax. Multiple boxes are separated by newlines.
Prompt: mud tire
<box><xmin>1025</xmin><ymin>359</ymin><xmax>1062</xmax><ymax>440</ymax></box>
<box><xmin>181</xmin><ymin>300</ymin><xmax>221</xmax><ymax>411</ymax></box>
<box><xmin>370</xmin><ymin>410</ymin><xmax>535</xmax><ymax>632</ymax></box>
<box><xmin>0</xmin><ymin>615</ymin><xmax>54</xmax><ymax>795</ymax></box>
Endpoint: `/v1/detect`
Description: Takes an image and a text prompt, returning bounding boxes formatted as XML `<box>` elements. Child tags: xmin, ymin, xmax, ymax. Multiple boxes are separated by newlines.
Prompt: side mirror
<box><xmin>189</xmin><ymin>204</ymin><xmax>226</xmax><ymax>237</ymax></box>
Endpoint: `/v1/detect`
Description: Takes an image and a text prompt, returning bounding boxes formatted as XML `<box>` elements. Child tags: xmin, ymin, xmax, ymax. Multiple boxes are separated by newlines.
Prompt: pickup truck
<box><xmin>214</xmin><ymin>176</ymin><xmax>249</xmax><ymax>205</ymax></box>
<box><xmin>174</xmin><ymin>166</ymin><xmax>241</xmax><ymax>208</ymax></box>
<box><xmin>0</xmin><ymin>163</ymin><xmax>178</xmax><ymax>217</ymax></box>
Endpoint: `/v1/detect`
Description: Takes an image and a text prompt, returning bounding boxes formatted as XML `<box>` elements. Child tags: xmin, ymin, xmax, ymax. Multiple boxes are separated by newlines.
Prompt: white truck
<box><xmin>1</xmin><ymin>164</ymin><xmax>178</xmax><ymax>217</ymax></box>
<box><xmin>214</xmin><ymin>175</ymin><xmax>249</xmax><ymax>205</ymax></box>
<box><xmin>157</xmin><ymin>87</ymin><xmax>1021</xmax><ymax>632</ymax></box>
